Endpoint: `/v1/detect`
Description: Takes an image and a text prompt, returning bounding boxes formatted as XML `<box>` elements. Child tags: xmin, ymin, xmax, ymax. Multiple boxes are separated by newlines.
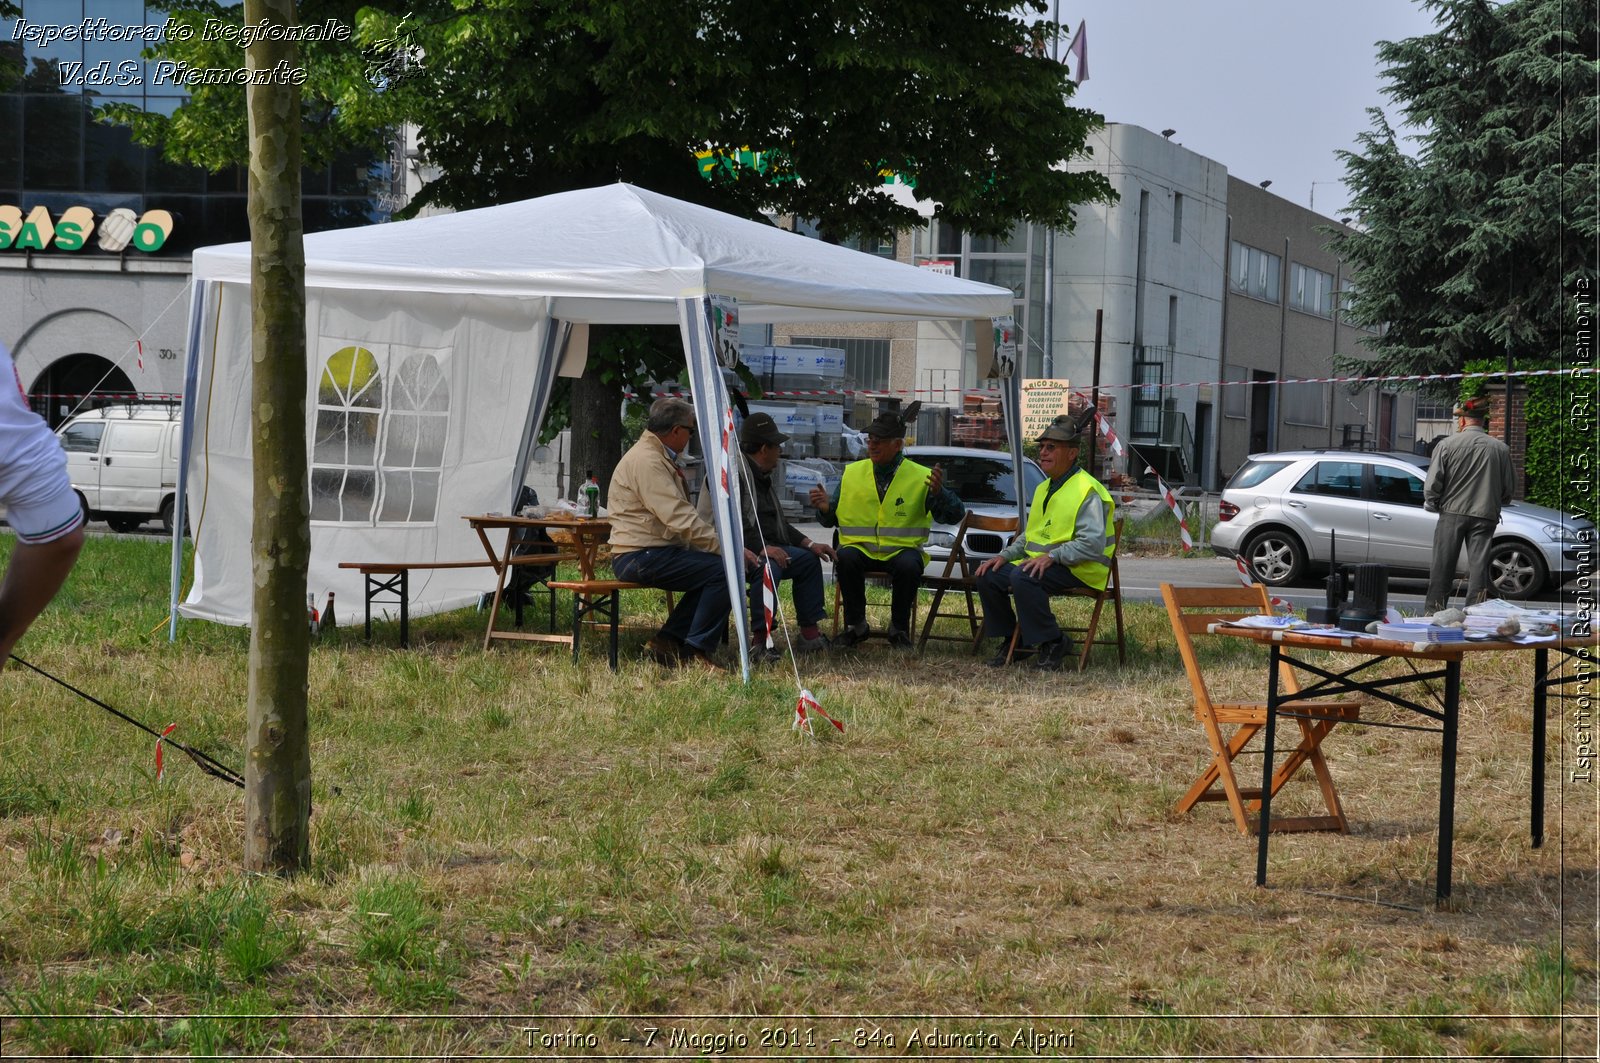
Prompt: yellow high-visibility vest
<box><xmin>836</xmin><ymin>458</ymin><xmax>933</xmax><ymax>561</ymax></box>
<box><xmin>1018</xmin><ymin>469</ymin><xmax>1115</xmax><ymax>591</ymax></box>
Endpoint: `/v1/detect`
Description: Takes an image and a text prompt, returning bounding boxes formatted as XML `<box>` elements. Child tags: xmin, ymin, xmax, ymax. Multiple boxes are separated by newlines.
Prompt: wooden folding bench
<box><xmin>545</xmin><ymin>579</ymin><xmax>676</xmax><ymax>670</ymax></box>
<box><xmin>338</xmin><ymin>559</ymin><xmax>495</xmax><ymax>648</ymax></box>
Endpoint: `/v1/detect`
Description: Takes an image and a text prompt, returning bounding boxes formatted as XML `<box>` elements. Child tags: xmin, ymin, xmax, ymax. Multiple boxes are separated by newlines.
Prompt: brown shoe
<box><xmin>644</xmin><ymin>632</ymin><xmax>685</xmax><ymax>666</ymax></box>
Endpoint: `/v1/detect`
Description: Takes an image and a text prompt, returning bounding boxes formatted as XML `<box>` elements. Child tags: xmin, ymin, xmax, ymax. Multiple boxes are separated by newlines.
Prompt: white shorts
<box><xmin>6</xmin><ymin>471</ymin><xmax>84</xmax><ymax>544</ymax></box>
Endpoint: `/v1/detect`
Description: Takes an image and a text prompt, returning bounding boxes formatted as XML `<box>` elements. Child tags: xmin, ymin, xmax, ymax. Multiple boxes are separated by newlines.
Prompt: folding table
<box><xmin>1210</xmin><ymin>624</ymin><xmax>1594</xmax><ymax>904</ymax></box>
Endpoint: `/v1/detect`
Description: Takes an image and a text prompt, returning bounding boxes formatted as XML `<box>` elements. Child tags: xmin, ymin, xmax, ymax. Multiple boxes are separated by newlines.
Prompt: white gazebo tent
<box><xmin>173</xmin><ymin>183</ymin><xmax>1015</xmax><ymax>677</ymax></box>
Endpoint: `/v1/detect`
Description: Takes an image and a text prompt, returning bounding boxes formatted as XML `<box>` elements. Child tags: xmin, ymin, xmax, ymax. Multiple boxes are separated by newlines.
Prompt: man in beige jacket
<box><xmin>609</xmin><ymin>397</ymin><xmax>757</xmax><ymax>670</ymax></box>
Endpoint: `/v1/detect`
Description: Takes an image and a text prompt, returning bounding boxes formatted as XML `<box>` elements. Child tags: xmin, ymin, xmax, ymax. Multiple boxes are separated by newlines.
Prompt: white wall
<box><xmin>1051</xmin><ymin>123</ymin><xmax>1229</xmax><ymax>436</ymax></box>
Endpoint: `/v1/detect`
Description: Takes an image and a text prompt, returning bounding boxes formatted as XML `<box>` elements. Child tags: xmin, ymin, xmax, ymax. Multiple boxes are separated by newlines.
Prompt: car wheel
<box><xmin>106</xmin><ymin>515</ymin><xmax>142</xmax><ymax>533</ymax></box>
<box><xmin>76</xmin><ymin>492</ymin><xmax>90</xmax><ymax>526</ymax></box>
<box><xmin>1489</xmin><ymin>540</ymin><xmax>1547</xmax><ymax>600</ymax></box>
<box><xmin>1242</xmin><ymin>529</ymin><xmax>1306</xmax><ymax>586</ymax></box>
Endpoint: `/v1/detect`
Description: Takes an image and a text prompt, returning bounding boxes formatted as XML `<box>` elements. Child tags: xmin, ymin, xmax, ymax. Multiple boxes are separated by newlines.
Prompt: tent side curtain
<box><xmin>678</xmin><ymin>296</ymin><xmax>751</xmax><ymax>680</ymax></box>
<box><xmin>177</xmin><ymin>284</ymin><xmax>553</xmax><ymax>626</ymax></box>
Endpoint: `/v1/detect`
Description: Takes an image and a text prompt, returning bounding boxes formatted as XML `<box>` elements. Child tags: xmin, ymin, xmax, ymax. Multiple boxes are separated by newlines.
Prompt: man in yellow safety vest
<box><xmin>974</xmin><ymin>411</ymin><xmax>1114</xmax><ymax>671</ymax></box>
<box><xmin>809</xmin><ymin>402</ymin><xmax>964</xmax><ymax>649</ymax></box>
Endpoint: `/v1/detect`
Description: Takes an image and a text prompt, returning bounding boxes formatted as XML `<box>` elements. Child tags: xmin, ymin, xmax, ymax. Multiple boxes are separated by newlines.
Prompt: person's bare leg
<box><xmin>0</xmin><ymin>527</ymin><xmax>86</xmax><ymax>665</ymax></box>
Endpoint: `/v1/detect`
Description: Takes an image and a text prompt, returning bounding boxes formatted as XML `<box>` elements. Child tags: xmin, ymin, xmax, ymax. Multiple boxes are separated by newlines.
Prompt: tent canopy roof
<box><xmin>191</xmin><ymin>183</ymin><xmax>1014</xmax><ymax>325</ymax></box>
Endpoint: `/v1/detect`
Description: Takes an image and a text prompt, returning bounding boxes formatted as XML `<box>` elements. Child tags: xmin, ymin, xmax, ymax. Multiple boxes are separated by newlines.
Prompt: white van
<box><xmin>56</xmin><ymin>405</ymin><xmax>184</xmax><ymax>533</ymax></box>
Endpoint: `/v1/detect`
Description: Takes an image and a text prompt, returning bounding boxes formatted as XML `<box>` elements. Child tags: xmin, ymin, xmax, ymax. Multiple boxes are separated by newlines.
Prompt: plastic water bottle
<box><xmin>582</xmin><ymin>471</ymin><xmax>600</xmax><ymax>518</ymax></box>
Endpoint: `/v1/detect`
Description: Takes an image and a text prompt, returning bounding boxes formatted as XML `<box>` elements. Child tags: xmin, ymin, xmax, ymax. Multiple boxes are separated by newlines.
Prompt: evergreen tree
<box><xmin>1332</xmin><ymin>0</ymin><xmax>1597</xmax><ymax>382</ymax></box>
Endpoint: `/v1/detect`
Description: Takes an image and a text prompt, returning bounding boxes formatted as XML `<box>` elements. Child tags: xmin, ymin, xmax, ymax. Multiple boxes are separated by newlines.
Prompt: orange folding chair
<box><xmin>1161</xmin><ymin>582</ymin><xmax>1361</xmax><ymax>833</ymax></box>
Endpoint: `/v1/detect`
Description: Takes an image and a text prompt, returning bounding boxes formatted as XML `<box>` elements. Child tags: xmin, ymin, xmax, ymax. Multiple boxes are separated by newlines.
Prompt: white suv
<box><xmin>1212</xmin><ymin>450</ymin><xmax>1594</xmax><ymax>599</ymax></box>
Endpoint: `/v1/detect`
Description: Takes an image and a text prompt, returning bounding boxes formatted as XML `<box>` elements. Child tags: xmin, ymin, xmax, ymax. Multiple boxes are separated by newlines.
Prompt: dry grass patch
<box><xmin>0</xmin><ymin>536</ymin><xmax>1593</xmax><ymax>1057</ymax></box>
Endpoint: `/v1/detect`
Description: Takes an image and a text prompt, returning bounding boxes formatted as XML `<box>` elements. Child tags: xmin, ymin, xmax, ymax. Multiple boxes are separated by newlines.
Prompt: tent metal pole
<box><xmin>168</xmin><ymin>279</ymin><xmax>209</xmax><ymax>642</ymax></box>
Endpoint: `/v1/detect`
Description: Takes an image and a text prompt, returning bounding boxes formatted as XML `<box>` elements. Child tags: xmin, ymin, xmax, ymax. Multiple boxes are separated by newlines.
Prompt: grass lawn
<box><xmin>0</xmin><ymin>534</ymin><xmax>1593</xmax><ymax>1058</ymax></box>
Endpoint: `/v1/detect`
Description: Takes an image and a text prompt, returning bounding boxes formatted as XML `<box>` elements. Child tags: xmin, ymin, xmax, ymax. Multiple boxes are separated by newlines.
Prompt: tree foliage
<box><xmin>1332</xmin><ymin>0</ymin><xmax>1597</xmax><ymax>381</ymax></box>
<box><xmin>118</xmin><ymin>0</ymin><xmax>1116</xmax><ymax>492</ymax></box>
<box><xmin>115</xmin><ymin>0</ymin><xmax>1113</xmax><ymax>239</ymax></box>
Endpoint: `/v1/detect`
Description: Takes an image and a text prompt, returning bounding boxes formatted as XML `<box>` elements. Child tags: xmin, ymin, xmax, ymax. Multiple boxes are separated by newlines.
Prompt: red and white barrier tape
<box><xmin>793</xmin><ymin>687</ymin><xmax>844</xmax><ymax>737</ymax></box>
<box><xmin>1235</xmin><ymin>556</ymin><xmax>1291</xmax><ymax>609</ymax></box>
<box><xmin>761</xmin><ymin>563</ymin><xmax>778</xmax><ymax>651</ymax></box>
<box><xmin>154</xmin><ymin>722</ymin><xmax>178</xmax><ymax>781</ymax></box>
<box><xmin>1149</xmin><ymin>469</ymin><xmax>1193</xmax><ymax>553</ymax></box>
<box><xmin>628</xmin><ymin>365</ymin><xmax>1593</xmax><ymax>401</ymax></box>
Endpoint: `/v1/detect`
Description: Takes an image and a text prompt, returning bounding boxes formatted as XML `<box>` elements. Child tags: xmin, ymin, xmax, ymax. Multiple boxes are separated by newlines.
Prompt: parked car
<box><xmin>56</xmin><ymin>404</ymin><xmax>184</xmax><ymax>533</ymax></box>
<box><xmin>904</xmin><ymin>445</ymin><xmax>1045</xmax><ymax>575</ymax></box>
<box><xmin>1212</xmin><ymin>449</ymin><xmax>1594</xmax><ymax>599</ymax></box>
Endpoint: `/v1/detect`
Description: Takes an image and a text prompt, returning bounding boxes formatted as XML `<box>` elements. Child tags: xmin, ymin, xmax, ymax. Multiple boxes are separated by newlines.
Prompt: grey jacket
<box><xmin>1424</xmin><ymin>425</ymin><xmax>1514</xmax><ymax>519</ymax></box>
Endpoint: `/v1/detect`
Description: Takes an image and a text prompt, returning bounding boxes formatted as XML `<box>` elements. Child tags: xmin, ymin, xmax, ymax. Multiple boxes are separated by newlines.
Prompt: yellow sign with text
<box><xmin>1020</xmin><ymin>378</ymin><xmax>1072</xmax><ymax>441</ymax></box>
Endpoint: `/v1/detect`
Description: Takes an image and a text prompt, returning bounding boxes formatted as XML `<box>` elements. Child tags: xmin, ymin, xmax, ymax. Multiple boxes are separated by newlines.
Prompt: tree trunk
<box><xmin>568</xmin><ymin>332</ymin><xmax>624</xmax><ymax>505</ymax></box>
<box><xmin>243</xmin><ymin>0</ymin><xmax>311</xmax><ymax>874</ymax></box>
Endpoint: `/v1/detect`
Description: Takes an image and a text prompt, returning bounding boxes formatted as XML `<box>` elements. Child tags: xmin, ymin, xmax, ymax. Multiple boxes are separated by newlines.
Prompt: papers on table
<box><xmin>1222</xmin><ymin>614</ymin><xmax>1306</xmax><ymax>630</ymax></box>
<box><xmin>1374</xmin><ymin>622</ymin><xmax>1465</xmax><ymax>643</ymax></box>
<box><xmin>1464</xmin><ymin>600</ymin><xmax>1565</xmax><ymax>638</ymax></box>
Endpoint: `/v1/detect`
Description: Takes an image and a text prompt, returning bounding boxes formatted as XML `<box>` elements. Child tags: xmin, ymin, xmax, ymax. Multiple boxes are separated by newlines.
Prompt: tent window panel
<box><xmin>393</xmin><ymin>351</ymin><xmax>450</xmax><ymax>413</ymax></box>
<box><xmin>311</xmin><ymin>467</ymin><xmax>371</xmax><ymax>522</ymax></box>
<box><xmin>312</xmin><ymin>344</ymin><xmax>450</xmax><ymax>526</ymax></box>
<box><xmin>378</xmin><ymin>470</ymin><xmax>440</xmax><ymax>523</ymax></box>
<box><xmin>320</xmin><ymin>345</ymin><xmax>382</xmax><ymax>408</ymax></box>
<box><xmin>326</xmin><ymin>411</ymin><xmax>380</xmax><ymax>467</ymax></box>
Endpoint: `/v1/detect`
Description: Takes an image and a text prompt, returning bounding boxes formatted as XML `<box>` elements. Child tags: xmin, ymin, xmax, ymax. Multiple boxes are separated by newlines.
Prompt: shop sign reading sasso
<box><xmin>0</xmin><ymin>205</ymin><xmax>175</xmax><ymax>253</ymax></box>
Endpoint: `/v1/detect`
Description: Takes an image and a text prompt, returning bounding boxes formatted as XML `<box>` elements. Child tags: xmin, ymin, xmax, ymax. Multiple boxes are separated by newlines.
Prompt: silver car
<box><xmin>905</xmin><ymin>445</ymin><xmax>1045</xmax><ymax>575</ymax></box>
<box><xmin>1212</xmin><ymin>450</ymin><xmax>1595</xmax><ymax>599</ymax></box>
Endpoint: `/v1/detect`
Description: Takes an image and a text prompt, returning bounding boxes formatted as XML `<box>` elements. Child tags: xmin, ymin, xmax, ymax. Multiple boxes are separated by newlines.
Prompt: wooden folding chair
<box><xmin>1004</xmin><ymin>517</ymin><xmax>1128</xmax><ymax>671</ymax></box>
<box><xmin>916</xmin><ymin>512</ymin><xmax>1020</xmax><ymax>653</ymax></box>
<box><xmin>1161</xmin><ymin>582</ymin><xmax>1361</xmax><ymax>834</ymax></box>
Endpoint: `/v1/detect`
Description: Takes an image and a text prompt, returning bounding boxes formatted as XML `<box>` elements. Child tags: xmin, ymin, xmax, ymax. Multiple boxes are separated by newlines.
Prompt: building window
<box><xmin>1229</xmin><ymin>241</ymin><xmax>1282</xmax><ymax>303</ymax></box>
<box><xmin>1167</xmin><ymin>295</ymin><xmax>1179</xmax><ymax>348</ymax></box>
<box><xmin>1172</xmin><ymin>192</ymin><xmax>1184</xmax><ymax>243</ymax></box>
<box><xmin>312</xmin><ymin>343</ymin><xmax>451</xmax><ymax>525</ymax></box>
<box><xmin>789</xmin><ymin>335</ymin><xmax>891</xmax><ymax>393</ymax></box>
<box><xmin>1281</xmin><ymin>381</ymin><xmax>1328</xmax><ymax>427</ymax></box>
<box><xmin>1290</xmin><ymin>262</ymin><xmax>1335</xmax><ymax>317</ymax></box>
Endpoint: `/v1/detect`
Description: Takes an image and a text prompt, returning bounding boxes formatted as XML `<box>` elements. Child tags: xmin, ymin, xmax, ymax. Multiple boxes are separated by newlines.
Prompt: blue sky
<box><xmin>1056</xmin><ymin>0</ymin><xmax>1439</xmax><ymax>218</ymax></box>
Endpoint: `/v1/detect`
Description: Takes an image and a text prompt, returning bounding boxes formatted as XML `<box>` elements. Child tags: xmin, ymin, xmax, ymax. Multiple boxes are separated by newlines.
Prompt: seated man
<box><xmin>0</xmin><ymin>340</ymin><xmax>86</xmax><ymax>668</ymax></box>
<box><xmin>808</xmin><ymin>402</ymin><xmax>963</xmax><ymax>649</ymax></box>
<box><xmin>700</xmin><ymin>412</ymin><xmax>835</xmax><ymax>660</ymax></box>
<box><xmin>974</xmin><ymin>411</ymin><xmax>1114</xmax><ymax>672</ymax></box>
<box><xmin>609</xmin><ymin>397</ymin><xmax>758</xmax><ymax>671</ymax></box>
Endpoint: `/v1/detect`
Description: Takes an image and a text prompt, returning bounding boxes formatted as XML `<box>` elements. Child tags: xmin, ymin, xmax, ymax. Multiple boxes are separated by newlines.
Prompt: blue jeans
<box><xmin>750</xmin><ymin>545</ymin><xmax>826</xmax><ymax>638</ymax></box>
<box><xmin>977</xmin><ymin>559</ymin><xmax>1094</xmax><ymax>647</ymax></box>
<box><xmin>611</xmin><ymin>546</ymin><xmax>733</xmax><ymax>653</ymax></box>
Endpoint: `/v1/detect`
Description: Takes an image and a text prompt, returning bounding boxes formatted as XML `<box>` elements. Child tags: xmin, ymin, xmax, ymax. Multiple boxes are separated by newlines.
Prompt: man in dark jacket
<box><xmin>701</xmin><ymin>413</ymin><xmax>835</xmax><ymax>658</ymax></box>
<box><xmin>1423</xmin><ymin>397</ymin><xmax>1515</xmax><ymax>612</ymax></box>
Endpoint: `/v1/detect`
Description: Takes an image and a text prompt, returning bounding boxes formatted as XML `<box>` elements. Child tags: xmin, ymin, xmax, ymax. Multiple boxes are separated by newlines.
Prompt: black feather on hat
<box><xmin>864</xmin><ymin>400</ymin><xmax>921</xmax><ymax>439</ymax></box>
